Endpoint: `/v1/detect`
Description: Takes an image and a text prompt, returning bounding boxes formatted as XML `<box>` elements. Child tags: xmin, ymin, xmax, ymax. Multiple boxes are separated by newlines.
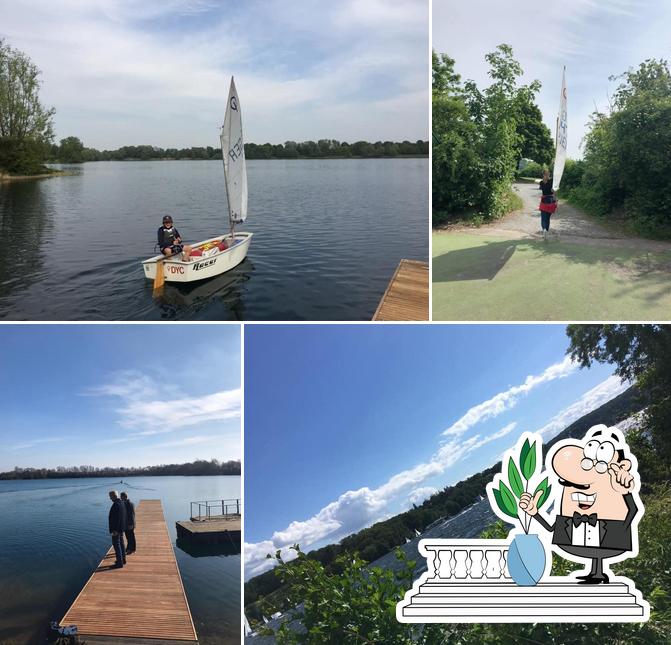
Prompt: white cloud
<box><xmin>408</xmin><ymin>486</ymin><xmax>438</xmax><ymax>506</ymax></box>
<box><xmin>0</xmin><ymin>0</ymin><xmax>428</xmax><ymax>147</ymax></box>
<box><xmin>11</xmin><ymin>437</ymin><xmax>66</xmax><ymax>450</ymax></box>
<box><xmin>154</xmin><ymin>434</ymin><xmax>219</xmax><ymax>448</ymax></box>
<box><xmin>443</xmin><ymin>357</ymin><xmax>577</xmax><ymax>436</ymax></box>
<box><xmin>126</xmin><ymin>389</ymin><xmax>241</xmax><ymax>433</ymax></box>
<box><xmin>536</xmin><ymin>375</ymin><xmax>630</xmax><ymax>438</ymax></box>
<box><xmin>244</xmin><ymin>422</ymin><xmax>516</xmax><ymax>578</ymax></box>
<box><xmin>87</xmin><ymin>370</ymin><xmax>241</xmax><ymax>435</ymax></box>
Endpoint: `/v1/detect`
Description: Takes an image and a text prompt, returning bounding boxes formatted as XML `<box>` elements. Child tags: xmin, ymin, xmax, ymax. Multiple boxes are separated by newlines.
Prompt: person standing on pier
<box><xmin>108</xmin><ymin>490</ymin><xmax>127</xmax><ymax>568</ymax></box>
<box><xmin>120</xmin><ymin>492</ymin><xmax>136</xmax><ymax>555</ymax></box>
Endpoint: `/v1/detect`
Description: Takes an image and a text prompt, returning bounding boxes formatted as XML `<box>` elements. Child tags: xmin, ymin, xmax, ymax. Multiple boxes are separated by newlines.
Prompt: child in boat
<box><xmin>158</xmin><ymin>215</ymin><xmax>192</xmax><ymax>260</ymax></box>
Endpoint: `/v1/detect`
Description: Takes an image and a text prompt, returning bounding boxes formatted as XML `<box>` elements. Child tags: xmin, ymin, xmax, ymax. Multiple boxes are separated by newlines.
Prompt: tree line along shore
<box><xmin>44</xmin><ymin>138</ymin><xmax>429</xmax><ymax>164</ymax></box>
<box><xmin>0</xmin><ymin>458</ymin><xmax>241</xmax><ymax>479</ymax></box>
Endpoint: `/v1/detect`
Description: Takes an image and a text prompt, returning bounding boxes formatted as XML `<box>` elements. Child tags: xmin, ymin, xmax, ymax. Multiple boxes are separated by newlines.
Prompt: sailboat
<box><xmin>142</xmin><ymin>77</ymin><xmax>252</xmax><ymax>284</ymax></box>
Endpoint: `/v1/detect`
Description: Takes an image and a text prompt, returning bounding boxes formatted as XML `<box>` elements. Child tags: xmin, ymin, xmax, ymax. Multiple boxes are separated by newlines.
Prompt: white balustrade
<box><xmin>420</xmin><ymin>539</ymin><xmax>512</xmax><ymax>581</ymax></box>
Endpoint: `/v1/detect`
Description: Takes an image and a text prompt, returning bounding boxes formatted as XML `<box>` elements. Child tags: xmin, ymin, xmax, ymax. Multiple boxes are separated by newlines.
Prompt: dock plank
<box><xmin>60</xmin><ymin>500</ymin><xmax>197</xmax><ymax>643</ymax></box>
<box><xmin>373</xmin><ymin>259</ymin><xmax>429</xmax><ymax>321</ymax></box>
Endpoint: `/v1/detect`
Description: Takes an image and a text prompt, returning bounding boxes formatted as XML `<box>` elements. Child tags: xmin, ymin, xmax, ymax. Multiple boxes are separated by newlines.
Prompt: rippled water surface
<box><xmin>0</xmin><ymin>476</ymin><xmax>240</xmax><ymax>644</ymax></box>
<box><xmin>0</xmin><ymin>159</ymin><xmax>428</xmax><ymax>320</ymax></box>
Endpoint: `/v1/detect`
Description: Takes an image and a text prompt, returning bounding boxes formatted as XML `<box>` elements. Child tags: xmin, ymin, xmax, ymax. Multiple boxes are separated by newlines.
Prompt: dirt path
<box><xmin>445</xmin><ymin>181</ymin><xmax>671</xmax><ymax>253</ymax></box>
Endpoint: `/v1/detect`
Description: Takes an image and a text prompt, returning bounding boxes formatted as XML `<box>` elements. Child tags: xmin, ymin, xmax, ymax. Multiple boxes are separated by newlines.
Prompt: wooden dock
<box><xmin>373</xmin><ymin>259</ymin><xmax>429</xmax><ymax>321</ymax></box>
<box><xmin>60</xmin><ymin>500</ymin><xmax>198</xmax><ymax>643</ymax></box>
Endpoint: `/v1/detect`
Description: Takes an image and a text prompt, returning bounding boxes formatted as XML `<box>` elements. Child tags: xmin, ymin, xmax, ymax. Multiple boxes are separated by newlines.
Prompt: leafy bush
<box><xmin>558</xmin><ymin>158</ymin><xmax>585</xmax><ymax>193</ymax></box>
<box><xmin>0</xmin><ymin>136</ymin><xmax>50</xmax><ymax>175</ymax></box>
<box><xmin>264</xmin><ymin>546</ymin><xmax>444</xmax><ymax>645</ymax></box>
<box><xmin>566</xmin><ymin>60</ymin><xmax>671</xmax><ymax>237</ymax></box>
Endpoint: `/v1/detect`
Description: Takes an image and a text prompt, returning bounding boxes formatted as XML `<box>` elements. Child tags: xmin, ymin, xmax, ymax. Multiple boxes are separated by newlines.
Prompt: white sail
<box><xmin>553</xmin><ymin>67</ymin><xmax>567</xmax><ymax>191</ymax></box>
<box><xmin>220</xmin><ymin>77</ymin><xmax>248</xmax><ymax>223</ymax></box>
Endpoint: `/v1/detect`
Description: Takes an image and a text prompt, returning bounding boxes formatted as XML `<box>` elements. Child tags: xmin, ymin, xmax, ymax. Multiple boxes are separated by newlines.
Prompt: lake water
<box><xmin>0</xmin><ymin>159</ymin><xmax>428</xmax><ymax>320</ymax></box>
<box><xmin>0</xmin><ymin>476</ymin><xmax>240</xmax><ymax>644</ymax></box>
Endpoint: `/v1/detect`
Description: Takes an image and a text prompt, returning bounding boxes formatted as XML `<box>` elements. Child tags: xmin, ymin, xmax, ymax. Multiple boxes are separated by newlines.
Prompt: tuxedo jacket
<box><xmin>534</xmin><ymin>493</ymin><xmax>638</xmax><ymax>552</ymax></box>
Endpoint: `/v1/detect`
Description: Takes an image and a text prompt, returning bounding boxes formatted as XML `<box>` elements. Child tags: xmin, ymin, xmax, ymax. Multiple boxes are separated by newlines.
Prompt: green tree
<box><xmin>432</xmin><ymin>44</ymin><xmax>547</xmax><ymax>222</ymax></box>
<box><xmin>58</xmin><ymin>136</ymin><xmax>85</xmax><ymax>163</ymax></box>
<box><xmin>514</xmin><ymin>97</ymin><xmax>554</xmax><ymax>166</ymax></box>
<box><xmin>566</xmin><ymin>324</ymin><xmax>671</xmax><ymax>471</ymax></box>
<box><xmin>0</xmin><ymin>38</ymin><xmax>55</xmax><ymax>174</ymax></box>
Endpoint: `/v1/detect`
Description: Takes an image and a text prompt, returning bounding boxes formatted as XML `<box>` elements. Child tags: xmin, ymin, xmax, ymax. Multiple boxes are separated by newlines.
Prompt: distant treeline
<box><xmin>244</xmin><ymin>386</ymin><xmax>640</xmax><ymax>615</ymax></box>
<box><xmin>50</xmin><ymin>137</ymin><xmax>429</xmax><ymax>163</ymax></box>
<box><xmin>0</xmin><ymin>458</ymin><xmax>241</xmax><ymax>479</ymax></box>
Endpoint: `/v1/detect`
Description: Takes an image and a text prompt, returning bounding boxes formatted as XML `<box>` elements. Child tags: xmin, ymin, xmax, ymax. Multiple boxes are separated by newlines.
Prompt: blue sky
<box><xmin>0</xmin><ymin>325</ymin><xmax>241</xmax><ymax>471</ymax></box>
<box><xmin>433</xmin><ymin>0</ymin><xmax>671</xmax><ymax>158</ymax></box>
<box><xmin>244</xmin><ymin>324</ymin><xmax>630</xmax><ymax>578</ymax></box>
<box><xmin>0</xmin><ymin>0</ymin><xmax>428</xmax><ymax>149</ymax></box>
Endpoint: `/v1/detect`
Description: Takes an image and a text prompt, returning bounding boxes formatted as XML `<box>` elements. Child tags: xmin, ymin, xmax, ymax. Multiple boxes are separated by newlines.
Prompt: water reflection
<box><xmin>0</xmin><ymin>180</ymin><xmax>52</xmax><ymax>301</ymax></box>
<box><xmin>156</xmin><ymin>257</ymin><xmax>255</xmax><ymax>320</ymax></box>
<box><xmin>176</xmin><ymin>538</ymin><xmax>241</xmax><ymax>558</ymax></box>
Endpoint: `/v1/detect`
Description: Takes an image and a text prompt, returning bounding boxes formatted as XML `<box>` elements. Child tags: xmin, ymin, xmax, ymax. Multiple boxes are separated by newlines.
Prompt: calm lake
<box><xmin>0</xmin><ymin>159</ymin><xmax>428</xmax><ymax>320</ymax></box>
<box><xmin>0</xmin><ymin>476</ymin><xmax>240</xmax><ymax>645</ymax></box>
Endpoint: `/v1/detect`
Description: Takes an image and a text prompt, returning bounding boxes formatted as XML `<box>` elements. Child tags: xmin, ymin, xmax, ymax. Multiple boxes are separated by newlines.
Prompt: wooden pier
<box><xmin>373</xmin><ymin>259</ymin><xmax>429</xmax><ymax>321</ymax></box>
<box><xmin>60</xmin><ymin>500</ymin><xmax>198</xmax><ymax>643</ymax></box>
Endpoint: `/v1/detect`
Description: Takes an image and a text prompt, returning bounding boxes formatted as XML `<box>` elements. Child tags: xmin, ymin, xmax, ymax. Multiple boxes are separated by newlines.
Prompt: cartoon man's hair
<box><xmin>586</xmin><ymin>426</ymin><xmax>626</xmax><ymax>461</ymax></box>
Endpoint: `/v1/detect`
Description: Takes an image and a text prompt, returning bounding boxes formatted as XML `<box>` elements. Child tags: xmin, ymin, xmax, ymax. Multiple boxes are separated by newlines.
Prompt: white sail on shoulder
<box><xmin>221</xmin><ymin>77</ymin><xmax>248</xmax><ymax>223</ymax></box>
<box><xmin>553</xmin><ymin>67</ymin><xmax>567</xmax><ymax>192</ymax></box>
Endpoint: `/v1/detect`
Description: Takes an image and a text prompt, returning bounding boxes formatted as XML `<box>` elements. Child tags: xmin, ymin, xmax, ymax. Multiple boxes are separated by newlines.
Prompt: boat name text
<box><xmin>193</xmin><ymin>259</ymin><xmax>217</xmax><ymax>271</ymax></box>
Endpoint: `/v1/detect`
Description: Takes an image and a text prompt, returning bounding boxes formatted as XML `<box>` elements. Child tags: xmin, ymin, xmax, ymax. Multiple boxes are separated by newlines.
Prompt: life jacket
<box><xmin>161</xmin><ymin>226</ymin><xmax>178</xmax><ymax>245</ymax></box>
<box><xmin>539</xmin><ymin>196</ymin><xmax>557</xmax><ymax>214</ymax></box>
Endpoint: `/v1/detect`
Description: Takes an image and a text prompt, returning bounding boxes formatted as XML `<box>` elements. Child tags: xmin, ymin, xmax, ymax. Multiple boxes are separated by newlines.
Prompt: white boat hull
<box><xmin>142</xmin><ymin>232</ymin><xmax>252</xmax><ymax>283</ymax></box>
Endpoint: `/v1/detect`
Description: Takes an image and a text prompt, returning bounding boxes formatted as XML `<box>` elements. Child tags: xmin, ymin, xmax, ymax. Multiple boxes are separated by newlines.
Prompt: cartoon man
<box><xmin>519</xmin><ymin>425</ymin><xmax>641</xmax><ymax>585</ymax></box>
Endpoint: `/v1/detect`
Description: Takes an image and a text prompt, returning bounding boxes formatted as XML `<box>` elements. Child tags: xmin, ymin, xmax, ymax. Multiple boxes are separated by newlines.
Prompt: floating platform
<box><xmin>373</xmin><ymin>259</ymin><xmax>429</xmax><ymax>321</ymax></box>
<box><xmin>60</xmin><ymin>499</ymin><xmax>197</xmax><ymax>643</ymax></box>
<box><xmin>176</xmin><ymin>515</ymin><xmax>241</xmax><ymax>545</ymax></box>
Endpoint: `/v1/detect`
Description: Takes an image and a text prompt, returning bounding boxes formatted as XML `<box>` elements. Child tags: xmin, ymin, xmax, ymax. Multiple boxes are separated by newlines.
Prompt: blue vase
<box><xmin>507</xmin><ymin>533</ymin><xmax>546</xmax><ymax>586</ymax></box>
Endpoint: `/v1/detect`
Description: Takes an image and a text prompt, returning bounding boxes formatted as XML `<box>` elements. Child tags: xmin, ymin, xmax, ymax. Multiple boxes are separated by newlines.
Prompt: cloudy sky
<box><xmin>433</xmin><ymin>0</ymin><xmax>671</xmax><ymax>158</ymax></box>
<box><xmin>244</xmin><ymin>325</ymin><xmax>629</xmax><ymax>579</ymax></box>
<box><xmin>0</xmin><ymin>325</ymin><xmax>241</xmax><ymax>471</ymax></box>
<box><xmin>0</xmin><ymin>0</ymin><xmax>428</xmax><ymax>150</ymax></box>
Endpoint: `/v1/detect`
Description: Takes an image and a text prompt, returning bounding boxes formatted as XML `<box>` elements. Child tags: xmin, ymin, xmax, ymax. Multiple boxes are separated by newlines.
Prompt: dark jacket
<box><xmin>108</xmin><ymin>498</ymin><xmax>128</xmax><ymax>533</ymax></box>
<box><xmin>123</xmin><ymin>499</ymin><xmax>136</xmax><ymax>529</ymax></box>
<box><xmin>534</xmin><ymin>493</ymin><xmax>638</xmax><ymax>552</ymax></box>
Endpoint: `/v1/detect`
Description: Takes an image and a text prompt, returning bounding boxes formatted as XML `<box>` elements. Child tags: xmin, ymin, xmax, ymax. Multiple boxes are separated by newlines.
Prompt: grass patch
<box><xmin>433</xmin><ymin>232</ymin><xmax>671</xmax><ymax>320</ymax></box>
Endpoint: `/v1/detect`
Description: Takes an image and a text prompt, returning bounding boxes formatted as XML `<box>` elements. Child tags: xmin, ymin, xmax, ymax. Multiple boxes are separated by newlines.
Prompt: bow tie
<box><xmin>573</xmin><ymin>512</ymin><xmax>598</xmax><ymax>527</ymax></box>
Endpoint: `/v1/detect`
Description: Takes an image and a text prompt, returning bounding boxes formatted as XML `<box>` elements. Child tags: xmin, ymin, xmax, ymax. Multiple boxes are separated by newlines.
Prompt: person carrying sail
<box><xmin>158</xmin><ymin>215</ymin><xmax>192</xmax><ymax>260</ymax></box>
<box><xmin>539</xmin><ymin>169</ymin><xmax>557</xmax><ymax>238</ymax></box>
